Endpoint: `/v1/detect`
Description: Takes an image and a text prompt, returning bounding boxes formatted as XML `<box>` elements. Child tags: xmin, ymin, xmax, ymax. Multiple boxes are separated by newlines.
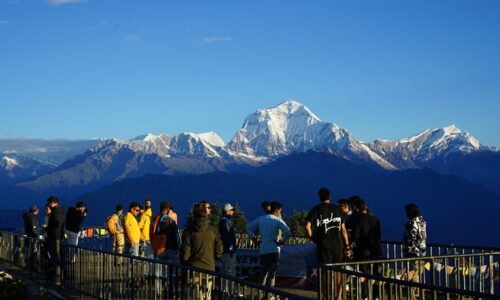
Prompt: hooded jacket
<box><xmin>23</xmin><ymin>212</ymin><xmax>38</xmax><ymax>238</ymax></box>
<box><xmin>181</xmin><ymin>217</ymin><xmax>223</xmax><ymax>271</ymax></box>
<box><xmin>47</xmin><ymin>205</ymin><xmax>65</xmax><ymax>240</ymax></box>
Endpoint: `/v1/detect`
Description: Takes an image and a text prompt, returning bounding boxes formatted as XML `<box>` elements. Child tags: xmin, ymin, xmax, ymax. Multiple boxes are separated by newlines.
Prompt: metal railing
<box><xmin>0</xmin><ymin>231</ymin><xmax>312</xmax><ymax>300</ymax></box>
<box><xmin>318</xmin><ymin>252</ymin><xmax>500</xmax><ymax>299</ymax></box>
<box><xmin>318</xmin><ymin>264</ymin><xmax>500</xmax><ymax>300</ymax></box>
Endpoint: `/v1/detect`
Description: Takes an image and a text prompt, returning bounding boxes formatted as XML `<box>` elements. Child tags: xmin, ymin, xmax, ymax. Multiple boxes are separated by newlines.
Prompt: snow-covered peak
<box><xmin>367</xmin><ymin>124</ymin><xmax>484</xmax><ymax>168</ymax></box>
<box><xmin>1</xmin><ymin>156</ymin><xmax>19</xmax><ymax>168</ymax></box>
<box><xmin>195</xmin><ymin>132</ymin><xmax>225</xmax><ymax>147</ymax></box>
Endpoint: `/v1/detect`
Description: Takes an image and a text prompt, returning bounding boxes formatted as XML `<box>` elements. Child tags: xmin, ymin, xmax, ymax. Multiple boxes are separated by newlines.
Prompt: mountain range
<box><xmin>0</xmin><ymin>100</ymin><xmax>499</xmax><ymax>244</ymax></box>
<box><xmin>2</xmin><ymin>100</ymin><xmax>498</xmax><ymax>194</ymax></box>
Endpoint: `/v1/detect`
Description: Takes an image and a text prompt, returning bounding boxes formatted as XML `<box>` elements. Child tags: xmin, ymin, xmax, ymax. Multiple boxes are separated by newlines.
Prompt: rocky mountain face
<box><xmin>2</xmin><ymin>100</ymin><xmax>498</xmax><ymax>196</ymax></box>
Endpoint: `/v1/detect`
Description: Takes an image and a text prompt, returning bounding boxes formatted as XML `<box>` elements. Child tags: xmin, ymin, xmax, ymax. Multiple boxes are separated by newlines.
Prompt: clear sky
<box><xmin>1</xmin><ymin>0</ymin><xmax>499</xmax><ymax>147</ymax></box>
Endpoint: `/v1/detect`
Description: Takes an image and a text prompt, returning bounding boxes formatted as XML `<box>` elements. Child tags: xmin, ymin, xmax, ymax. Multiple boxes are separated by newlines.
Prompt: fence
<box><xmin>318</xmin><ymin>252</ymin><xmax>500</xmax><ymax>299</ymax></box>
<box><xmin>318</xmin><ymin>264</ymin><xmax>500</xmax><ymax>300</ymax></box>
<box><xmin>0</xmin><ymin>231</ymin><xmax>312</xmax><ymax>300</ymax></box>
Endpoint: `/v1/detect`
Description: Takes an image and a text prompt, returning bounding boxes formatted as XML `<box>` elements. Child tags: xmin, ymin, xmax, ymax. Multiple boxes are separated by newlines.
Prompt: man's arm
<box><xmin>278</xmin><ymin>219</ymin><xmax>291</xmax><ymax>242</ymax></box>
<box><xmin>214</xmin><ymin>231</ymin><xmax>224</xmax><ymax>259</ymax></box>
<box><xmin>246</xmin><ymin>219</ymin><xmax>258</xmax><ymax>239</ymax></box>
<box><xmin>341</xmin><ymin>223</ymin><xmax>352</xmax><ymax>258</ymax></box>
<box><xmin>305</xmin><ymin>222</ymin><xmax>313</xmax><ymax>240</ymax></box>
<box><xmin>181</xmin><ymin>231</ymin><xmax>191</xmax><ymax>263</ymax></box>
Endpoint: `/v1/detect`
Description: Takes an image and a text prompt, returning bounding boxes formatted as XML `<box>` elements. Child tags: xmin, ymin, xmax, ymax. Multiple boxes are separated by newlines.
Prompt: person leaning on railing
<box><xmin>402</xmin><ymin>203</ymin><xmax>427</xmax><ymax>283</ymax></box>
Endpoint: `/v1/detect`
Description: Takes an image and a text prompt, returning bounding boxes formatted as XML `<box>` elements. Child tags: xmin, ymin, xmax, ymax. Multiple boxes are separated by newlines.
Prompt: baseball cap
<box><xmin>224</xmin><ymin>203</ymin><xmax>234</xmax><ymax>211</ymax></box>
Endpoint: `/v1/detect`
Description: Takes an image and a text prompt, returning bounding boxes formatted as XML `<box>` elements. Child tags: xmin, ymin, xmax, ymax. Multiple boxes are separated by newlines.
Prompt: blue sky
<box><xmin>1</xmin><ymin>0</ymin><xmax>499</xmax><ymax>146</ymax></box>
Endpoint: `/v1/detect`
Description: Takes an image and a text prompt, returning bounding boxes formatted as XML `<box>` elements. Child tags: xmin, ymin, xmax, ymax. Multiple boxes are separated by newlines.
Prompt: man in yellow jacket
<box><xmin>124</xmin><ymin>202</ymin><xmax>141</xmax><ymax>256</ymax></box>
<box><xmin>139</xmin><ymin>203</ymin><xmax>153</xmax><ymax>258</ymax></box>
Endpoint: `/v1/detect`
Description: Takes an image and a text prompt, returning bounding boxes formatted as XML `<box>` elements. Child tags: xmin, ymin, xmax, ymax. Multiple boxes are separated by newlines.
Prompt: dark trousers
<box><xmin>259</xmin><ymin>253</ymin><xmax>279</xmax><ymax>287</ymax></box>
<box><xmin>47</xmin><ymin>239</ymin><xmax>62</xmax><ymax>284</ymax></box>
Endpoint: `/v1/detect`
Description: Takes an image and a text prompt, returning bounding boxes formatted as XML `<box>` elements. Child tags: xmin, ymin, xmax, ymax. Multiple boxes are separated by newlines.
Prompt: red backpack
<box><xmin>150</xmin><ymin>215</ymin><xmax>168</xmax><ymax>256</ymax></box>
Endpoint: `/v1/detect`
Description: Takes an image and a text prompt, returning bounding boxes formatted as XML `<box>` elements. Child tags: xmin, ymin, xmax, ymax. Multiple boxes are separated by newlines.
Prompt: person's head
<box><xmin>46</xmin><ymin>195</ymin><xmax>59</xmax><ymax>208</ymax></box>
<box><xmin>337</xmin><ymin>198</ymin><xmax>350</xmax><ymax>215</ymax></box>
<box><xmin>200</xmin><ymin>200</ymin><xmax>211</xmax><ymax>216</ymax></box>
<box><xmin>29</xmin><ymin>205</ymin><xmax>39</xmax><ymax>216</ymax></box>
<box><xmin>405</xmin><ymin>203</ymin><xmax>420</xmax><ymax>219</ymax></box>
<box><xmin>318</xmin><ymin>188</ymin><xmax>331</xmax><ymax>203</ymax></box>
<box><xmin>138</xmin><ymin>205</ymin><xmax>145</xmax><ymax>214</ymax></box>
<box><xmin>192</xmin><ymin>203</ymin><xmax>206</xmax><ymax>219</ymax></box>
<box><xmin>129</xmin><ymin>202</ymin><xmax>141</xmax><ymax>216</ymax></box>
<box><xmin>223</xmin><ymin>203</ymin><xmax>235</xmax><ymax>217</ymax></box>
<box><xmin>353</xmin><ymin>198</ymin><xmax>368</xmax><ymax>214</ymax></box>
<box><xmin>76</xmin><ymin>201</ymin><xmax>86</xmax><ymax>212</ymax></box>
<box><xmin>145</xmin><ymin>199</ymin><xmax>152</xmax><ymax>209</ymax></box>
<box><xmin>115</xmin><ymin>204</ymin><xmax>124</xmax><ymax>214</ymax></box>
<box><xmin>160</xmin><ymin>201</ymin><xmax>171</xmax><ymax>215</ymax></box>
<box><xmin>269</xmin><ymin>201</ymin><xmax>282</xmax><ymax>216</ymax></box>
<box><xmin>260</xmin><ymin>201</ymin><xmax>271</xmax><ymax>214</ymax></box>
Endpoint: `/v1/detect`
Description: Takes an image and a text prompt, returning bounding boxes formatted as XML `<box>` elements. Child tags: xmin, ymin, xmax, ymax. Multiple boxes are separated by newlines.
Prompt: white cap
<box><xmin>224</xmin><ymin>203</ymin><xmax>234</xmax><ymax>211</ymax></box>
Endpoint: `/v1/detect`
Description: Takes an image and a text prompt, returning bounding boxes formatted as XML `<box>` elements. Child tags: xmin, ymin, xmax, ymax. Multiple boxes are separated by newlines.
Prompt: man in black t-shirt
<box><xmin>305</xmin><ymin>188</ymin><xmax>351</xmax><ymax>300</ymax></box>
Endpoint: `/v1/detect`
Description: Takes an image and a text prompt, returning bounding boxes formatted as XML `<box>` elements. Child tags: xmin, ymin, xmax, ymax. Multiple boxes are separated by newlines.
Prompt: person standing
<box><xmin>107</xmin><ymin>204</ymin><xmax>125</xmax><ymax>254</ymax></box>
<box><xmin>65</xmin><ymin>201</ymin><xmax>88</xmax><ymax>248</ymax></box>
<box><xmin>23</xmin><ymin>205</ymin><xmax>39</xmax><ymax>275</ymax></box>
<box><xmin>144</xmin><ymin>199</ymin><xmax>153</xmax><ymax>219</ymax></box>
<box><xmin>219</xmin><ymin>203</ymin><xmax>237</xmax><ymax>276</ymax></box>
<box><xmin>351</xmin><ymin>198</ymin><xmax>382</xmax><ymax>299</ymax></box>
<box><xmin>247</xmin><ymin>201</ymin><xmax>291</xmax><ymax>288</ymax></box>
<box><xmin>181</xmin><ymin>203</ymin><xmax>223</xmax><ymax>300</ymax></box>
<box><xmin>124</xmin><ymin>202</ymin><xmax>141</xmax><ymax>256</ymax></box>
<box><xmin>305</xmin><ymin>188</ymin><xmax>351</xmax><ymax>300</ymax></box>
<box><xmin>23</xmin><ymin>205</ymin><xmax>39</xmax><ymax>238</ymax></box>
<box><xmin>403</xmin><ymin>203</ymin><xmax>427</xmax><ymax>293</ymax></box>
<box><xmin>151</xmin><ymin>201</ymin><xmax>179</xmax><ymax>261</ymax></box>
<box><xmin>139</xmin><ymin>204</ymin><xmax>153</xmax><ymax>259</ymax></box>
<box><xmin>45</xmin><ymin>196</ymin><xmax>65</xmax><ymax>286</ymax></box>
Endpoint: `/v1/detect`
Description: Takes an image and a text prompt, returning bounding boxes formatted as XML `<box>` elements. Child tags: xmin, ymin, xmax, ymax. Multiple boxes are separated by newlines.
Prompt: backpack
<box><xmin>106</xmin><ymin>214</ymin><xmax>117</xmax><ymax>235</ymax></box>
<box><xmin>150</xmin><ymin>215</ymin><xmax>168</xmax><ymax>256</ymax></box>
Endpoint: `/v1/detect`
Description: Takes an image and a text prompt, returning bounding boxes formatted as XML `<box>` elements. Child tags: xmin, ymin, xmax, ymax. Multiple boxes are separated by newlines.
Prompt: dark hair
<box><xmin>269</xmin><ymin>201</ymin><xmax>282</xmax><ymax>214</ymax></box>
<box><xmin>353</xmin><ymin>198</ymin><xmax>368</xmax><ymax>212</ymax></box>
<box><xmin>348</xmin><ymin>195</ymin><xmax>362</xmax><ymax>206</ymax></box>
<box><xmin>318</xmin><ymin>188</ymin><xmax>331</xmax><ymax>202</ymax></box>
<box><xmin>405</xmin><ymin>203</ymin><xmax>420</xmax><ymax>219</ymax></box>
<box><xmin>160</xmin><ymin>201</ymin><xmax>171</xmax><ymax>212</ymax></box>
<box><xmin>337</xmin><ymin>198</ymin><xmax>349</xmax><ymax>206</ymax></box>
<box><xmin>129</xmin><ymin>202</ymin><xmax>140</xmax><ymax>210</ymax></box>
<box><xmin>76</xmin><ymin>201</ymin><xmax>86</xmax><ymax>208</ymax></box>
<box><xmin>115</xmin><ymin>204</ymin><xmax>124</xmax><ymax>212</ymax></box>
<box><xmin>145</xmin><ymin>199</ymin><xmax>151</xmax><ymax>204</ymax></box>
<box><xmin>192</xmin><ymin>203</ymin><xmax>206</xmax><ymax>219</ymax></box>
<box><xmin>46</xmin><ymin>195</ymin><xmax>59</xmax><ymax>204</ymax></box>
<box><xmin>260</xmin><ymin>201</ymin><xmax>271</xmax><ymax>213</ymax></box>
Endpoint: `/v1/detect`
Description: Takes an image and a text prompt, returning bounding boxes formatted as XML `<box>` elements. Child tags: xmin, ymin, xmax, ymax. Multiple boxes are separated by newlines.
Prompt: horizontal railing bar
<box><xmin>322</xmin><ymin>265</ymin><xmax>500</xmax><ymax>299</ymax></box>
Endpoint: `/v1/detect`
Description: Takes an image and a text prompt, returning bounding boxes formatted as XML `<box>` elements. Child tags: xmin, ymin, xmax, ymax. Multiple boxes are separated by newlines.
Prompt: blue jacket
<box><xmin>247</xmin><ymin>214</ymin><xmax>291</xmax><ymax>255</ymax></box>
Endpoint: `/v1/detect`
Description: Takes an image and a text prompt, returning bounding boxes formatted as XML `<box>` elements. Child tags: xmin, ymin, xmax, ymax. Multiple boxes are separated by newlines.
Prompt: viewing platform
<box><xmin>1</xmin><ymin>230</ymin><xmax>499</xmax><ymax>299</ymax></box>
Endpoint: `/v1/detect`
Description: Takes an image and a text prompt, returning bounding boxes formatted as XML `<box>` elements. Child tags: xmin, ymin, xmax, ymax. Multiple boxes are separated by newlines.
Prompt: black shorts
<box><xmin>316</xmin><ymin>247</ymin><xmax>344</xmax><ymax>264</ymax></box>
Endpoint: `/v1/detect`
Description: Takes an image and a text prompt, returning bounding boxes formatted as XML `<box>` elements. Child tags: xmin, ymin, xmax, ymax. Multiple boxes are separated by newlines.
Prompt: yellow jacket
<box><xmin>138</xmin><ymin>212</ymin><xmax>151</xmax><ymax>241</ymax></box>
<box><xmin>124</xmin><ymin>212</ymin><xmax>141</xmax><ymax>245</ymax></box>
<box><xmin>144</xmin><ymin>208</ymin><xmax>153</xmax><ymax>219</ymax></box>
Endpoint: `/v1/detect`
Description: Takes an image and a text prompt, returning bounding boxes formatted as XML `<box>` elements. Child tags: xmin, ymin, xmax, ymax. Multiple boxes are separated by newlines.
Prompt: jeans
<box><xmin>127</xmin><ymin>243</ymin><xmax>139</xmax><ymax>256</ymax></box>
<box><xmin>143</xmin><ymin>240</ymin><xmax>154</xmax><ymax>259</ymax></box>
<box><xmin>259</xmin><ymin>252</ymin><xmax>279</xmax><ymax>288</ymax></box>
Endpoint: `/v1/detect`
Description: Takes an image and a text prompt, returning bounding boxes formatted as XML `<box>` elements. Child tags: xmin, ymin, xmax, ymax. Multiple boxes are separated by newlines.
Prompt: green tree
<box><xmin>208</xmin><ymin>202</ymin><xmax>222</xmax><ymax>226</ymax></box>
<box><xmin>285</xmin><ymin>210</ymin><xmax>309</xmax><ymax>236</ymax></box>
<box><xmin>232</xmin><ymin>203</ymin><xmax>249</xmax><ymax>233</ymax></box>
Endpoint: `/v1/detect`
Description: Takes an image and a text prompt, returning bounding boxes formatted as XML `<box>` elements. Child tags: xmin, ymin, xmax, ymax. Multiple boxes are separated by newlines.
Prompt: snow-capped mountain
<box><xmin>10</xmin><ymin>99</ymin><xmax>499</xmax><ymax>196</ymax></box>
<box><xmin>0</xmin><ymin>155</ymin><xmax>55</xmax><ymax>184</ymax></box>
<box><xmin>367</xmin><ymin>125</ymin><xmax>487</xmax><ymax>169</ymax></box>
<box><xmin>0</xmin><ymin>138</ymin><xmax>103</xmax><ymax>165</ymax></box>
<box><xmin>227</xmin><ymin>100</ymin><xmax>395</xmax><ymax>169</ymax></box>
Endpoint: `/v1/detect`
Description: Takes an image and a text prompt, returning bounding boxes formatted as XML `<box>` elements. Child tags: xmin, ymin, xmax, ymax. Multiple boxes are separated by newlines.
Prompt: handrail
<box><xmin>321</xmin><ymin>264</ymin><xmax>500</xmax><ymax>299</ymax></box>
<box><xmin>0</xmin><ymin>230</ymin><xmax>313</xmax><ymax>300</ymax></box>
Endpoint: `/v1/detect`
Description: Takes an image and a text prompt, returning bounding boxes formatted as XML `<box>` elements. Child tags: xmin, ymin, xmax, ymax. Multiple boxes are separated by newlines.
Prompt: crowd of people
<box><xmin>21</xmin><ymin>189</ymin><xmax>427</xmax><ymax>298</ymax></box>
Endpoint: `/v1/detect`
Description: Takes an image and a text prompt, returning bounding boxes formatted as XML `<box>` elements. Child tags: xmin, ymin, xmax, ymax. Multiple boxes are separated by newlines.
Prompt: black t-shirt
<box><xmin>306</xmin><ymin>202</ymin><xmax>344</xmax><ymax>250</ymax></box>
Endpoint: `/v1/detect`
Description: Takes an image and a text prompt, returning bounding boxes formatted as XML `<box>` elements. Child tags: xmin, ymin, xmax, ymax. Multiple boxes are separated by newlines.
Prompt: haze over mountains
<box><xmin>1</xmin><ymin>100</ymin><xmax>499</xmax><ymax>244</ymax></box>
